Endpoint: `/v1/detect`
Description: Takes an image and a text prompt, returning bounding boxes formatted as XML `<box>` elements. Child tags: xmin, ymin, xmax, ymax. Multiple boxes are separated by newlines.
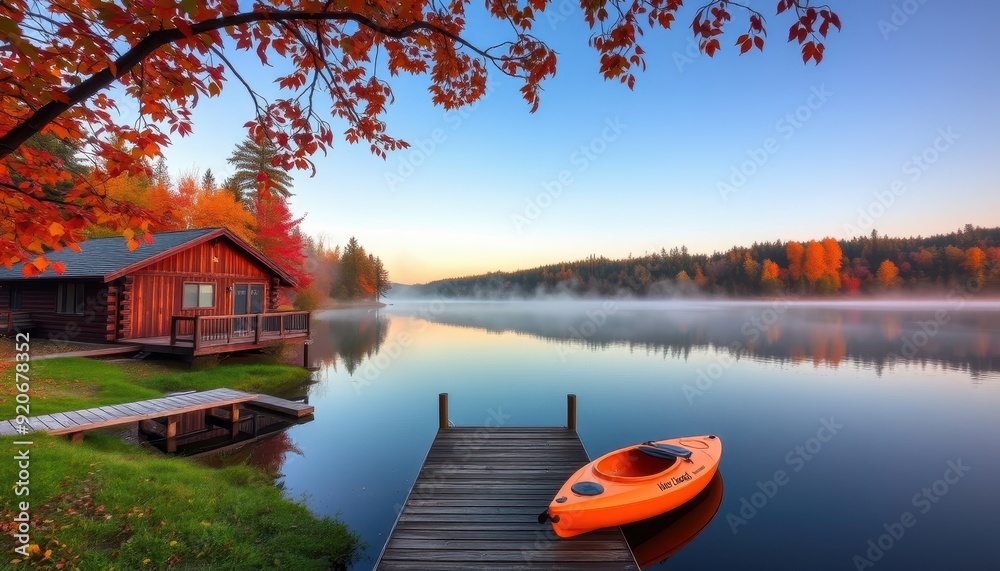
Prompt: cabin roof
<box><xmin>0</xmin><ymin>228</ymin><xmax>296</xmax><ymax>286</ymax></box>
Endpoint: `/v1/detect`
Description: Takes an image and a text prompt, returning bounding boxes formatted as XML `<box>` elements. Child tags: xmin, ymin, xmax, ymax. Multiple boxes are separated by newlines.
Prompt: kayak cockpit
<box><xmin>594</xmin><ymin>448</ymin><xmax>679</xmax><ymax>481</ymax></box>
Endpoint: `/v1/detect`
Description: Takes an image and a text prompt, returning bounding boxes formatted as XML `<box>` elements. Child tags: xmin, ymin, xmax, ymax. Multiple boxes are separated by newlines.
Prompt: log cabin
<box><xmin>0</xmin><ymin>228</ymin><xmax>310</xmax><ymax>357</ymax></box>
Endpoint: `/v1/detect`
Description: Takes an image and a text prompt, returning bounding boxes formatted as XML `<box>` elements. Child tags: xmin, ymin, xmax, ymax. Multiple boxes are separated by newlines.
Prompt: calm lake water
<box><xmin>224</xmin><ymin>300</ymin><xmax>1000</xmax><ymax>570</ymax></box>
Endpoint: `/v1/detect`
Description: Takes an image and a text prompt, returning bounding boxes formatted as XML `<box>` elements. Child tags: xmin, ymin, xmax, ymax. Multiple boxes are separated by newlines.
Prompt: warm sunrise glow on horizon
<box><xmin>160</xmin><ymin>1</ymin><xmax>999</xmax><ymax>286</ymax></box>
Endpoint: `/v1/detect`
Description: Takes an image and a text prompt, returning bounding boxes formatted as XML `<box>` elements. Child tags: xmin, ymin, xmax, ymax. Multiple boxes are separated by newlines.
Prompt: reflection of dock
<box><xmin>375</xmin><ymin>394</ymin><xmax>639</xmax><ymax>570</ymax></box>
<box><xmin>0</xmin><ymin>388</ymin><xmax>313</xmax><ymax>453</ymax></box>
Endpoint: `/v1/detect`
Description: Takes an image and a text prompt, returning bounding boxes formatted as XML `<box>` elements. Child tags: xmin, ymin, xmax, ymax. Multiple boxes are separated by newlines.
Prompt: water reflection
<box><xmin>623</xmin><ymin>472</ymin><xmax>724</xmax><ymax>569</ymax></box>
<box><xmin>378</xmin><ymin>301</ymin><xmax>1000</xmax><ymax>379</ymax></box>
<box><xmin>308</xmin><ymin>308</ymin><xmax>389</xmax><ymax>374</ymax></box>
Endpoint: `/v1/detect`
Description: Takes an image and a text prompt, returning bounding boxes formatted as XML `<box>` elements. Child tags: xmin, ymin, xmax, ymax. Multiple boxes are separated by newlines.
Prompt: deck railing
<box><xmin>169</xmin><ymin>311</ymin><xmax>310</xmax><ymax>349</ymax></box>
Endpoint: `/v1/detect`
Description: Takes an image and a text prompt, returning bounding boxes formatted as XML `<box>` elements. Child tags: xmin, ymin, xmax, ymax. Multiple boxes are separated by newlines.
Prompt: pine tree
<box><xmin>202</xmin><ymin>168</ymin><xmax>217</xmax><ymax>193</ymax></box>
<box><xmin>226</xmin><ymin>135</ymin><xmax>294</xmax><ymax>202</ymax></box>
<box><xmin>373</xmin><ymin>256</ymin><xmax>391</xmax><ymax>300</ymax></box>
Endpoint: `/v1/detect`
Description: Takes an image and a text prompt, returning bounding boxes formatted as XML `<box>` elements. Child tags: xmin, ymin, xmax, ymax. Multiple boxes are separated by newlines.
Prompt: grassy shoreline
<box><xmin>0</xmin><ymin>357</ymin><xmax>360</xmax><ymax>569</ymax></box>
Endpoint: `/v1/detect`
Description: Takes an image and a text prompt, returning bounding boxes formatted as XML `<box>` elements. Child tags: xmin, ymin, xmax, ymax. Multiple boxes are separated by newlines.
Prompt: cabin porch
<box><xmin>127</xmin><ymin>310</ymin><xmax>311</xmax><ymax>357</ymax></box>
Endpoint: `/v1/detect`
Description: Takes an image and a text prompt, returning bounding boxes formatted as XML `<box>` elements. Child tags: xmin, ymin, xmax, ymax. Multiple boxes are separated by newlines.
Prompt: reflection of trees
<box><xmin>309</xmin><ymin>309</ymin><xmax>390</xmax><ymax>374</ymax></box>
<box><xmin>393</xmin><ymin>303</ymin><xmax>1000</xmax><ymax>376</ymax></box>
<box><xmin>194</xmin><ymin>431</ymin><xmax>302</xmax><ymax>482</ymax></box>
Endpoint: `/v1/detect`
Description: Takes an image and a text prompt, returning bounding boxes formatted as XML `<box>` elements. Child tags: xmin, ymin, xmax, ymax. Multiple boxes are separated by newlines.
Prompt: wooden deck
<box><xmin>0</xmin><ymin>388</ymin><xmax>312</xmax><ymax>452</ymax></box>
<box><xmin>248</xmin><ymin>394</ymin><xmax>314</xmax><ymax>417</ymax></box>
<box><xmin>375</xmin><ymin>395</ymin><xmax>639</xmax><ymax>571</ymax></box>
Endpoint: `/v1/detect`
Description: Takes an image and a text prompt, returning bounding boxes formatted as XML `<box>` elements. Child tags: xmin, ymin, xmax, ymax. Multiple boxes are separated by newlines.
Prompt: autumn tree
<box><xmin>1</xmin><ymin>0</ymin><xmax>841</xmax><ymax>273</ymax></box>
<box><xmin>963</xmin><ymin>246</ymin><xmax>986</xmax><ymax>284</ymax></box>
<box><xmin>760</xmin><ymin>259</ymin><xmax>782</xmax><ymax>291</ymax></box>
<box><xmin>877</xmin><ymin>260</ymin><xmax>899</xmax><ymax>288</ymax></box>
<box><xmin>821</xmin><ymin>237</ymin><xmax>843</xmax><ymax>289</ymax></box>
<box><xmin>803</xmin><ymin>240</ymin><xmax>827</xmax><ymax>286</ymax></box>
<box><xmin>191</xmin><ymin>181</ymin><xmax>256</xmax><ymax>243</ymax></box>
<box><xmin>254</xmin><ymin>192</ymin><xmax>310</xmax><ymax>289</ymax></box>
<box><xmin>786</xmin><ymin>241</ymin><xmax>805</xmax><ymax>285</ymax></box>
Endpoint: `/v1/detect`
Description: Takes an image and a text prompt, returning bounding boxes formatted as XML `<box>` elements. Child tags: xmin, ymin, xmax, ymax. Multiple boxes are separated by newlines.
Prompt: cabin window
<box><xmin>56</xmin><ymin>283</ymin><xmax>85</xmax><ymax>314</ymax></box>
<box><xmin>183</xmin><ymin>283</ymin><xmax>215</xmax><ymax>308</ymax></box>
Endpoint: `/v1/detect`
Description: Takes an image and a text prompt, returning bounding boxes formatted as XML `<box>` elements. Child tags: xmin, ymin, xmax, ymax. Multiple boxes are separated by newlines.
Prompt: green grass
<box><xmin>0</xmin><ymin>359</ymin><xmax>310</xmax><ymax>417</ymax></box>
<box><xmin>0</xmin><ymin>434</ymin><xmax>359</xmax><ymax>569</ymax></box>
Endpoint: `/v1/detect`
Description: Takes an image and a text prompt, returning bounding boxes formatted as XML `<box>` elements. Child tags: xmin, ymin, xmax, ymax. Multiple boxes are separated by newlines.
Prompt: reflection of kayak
<box><xmin>542</xmin><ymin>435</ymin><xmax>722</xmax><ymax>538</ymax></box>
<box><xmin>622</xmin><ymin>471</ymin><xmax>725</xmax><ymax>568</ymax></box>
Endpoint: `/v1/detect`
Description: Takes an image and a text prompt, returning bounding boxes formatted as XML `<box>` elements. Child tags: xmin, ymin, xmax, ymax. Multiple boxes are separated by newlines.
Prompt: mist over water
<box><xmin>383</xmin><ymin>299</ymin><xmax>1000</xmax><ymax>378</ymax></box>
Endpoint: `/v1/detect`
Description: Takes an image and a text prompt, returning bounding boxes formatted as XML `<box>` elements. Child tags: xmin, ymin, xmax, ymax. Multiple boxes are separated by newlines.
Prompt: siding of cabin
<box><xmin>0</xmin><ymin>280</ymin><xmax>113</xmax><ymax>343</ymax></box>
<box><xmin>126</xmin><ymin>238</ymin><xmax>280</xmax><ymax>339</ymax></box>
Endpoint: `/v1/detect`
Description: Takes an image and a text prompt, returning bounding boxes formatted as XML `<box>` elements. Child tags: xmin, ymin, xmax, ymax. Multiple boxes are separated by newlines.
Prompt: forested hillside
<box><xmin>416</xmin><ymin>226</ymin><xmax>1000</xmax><ymax>298</ymax></box>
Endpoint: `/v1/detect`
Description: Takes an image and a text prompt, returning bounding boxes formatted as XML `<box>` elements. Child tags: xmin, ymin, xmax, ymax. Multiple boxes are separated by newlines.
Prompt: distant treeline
<box><xmin>417</xmin><ymin>226</ymin><xmax>1000</xmax><ymax>298</ymax></box>
<box><xmin>300</xmin><ymin>235</ymin><xmax>391</xmax><ymax>306</ymax></box>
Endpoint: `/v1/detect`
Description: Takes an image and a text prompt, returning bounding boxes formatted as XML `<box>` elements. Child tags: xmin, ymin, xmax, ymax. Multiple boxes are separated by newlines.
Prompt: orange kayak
<box><xmin>543</xmin><ymin>435</ymin><xmax>722</xmax><ymax>538</ymax></box>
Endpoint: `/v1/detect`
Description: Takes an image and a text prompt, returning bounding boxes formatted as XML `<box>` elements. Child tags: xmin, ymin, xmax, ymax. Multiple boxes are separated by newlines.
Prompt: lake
<box><xmin>220</xmin><ymin>299</ymin><xmax>1000</xmax><ymax>570</ymax></box>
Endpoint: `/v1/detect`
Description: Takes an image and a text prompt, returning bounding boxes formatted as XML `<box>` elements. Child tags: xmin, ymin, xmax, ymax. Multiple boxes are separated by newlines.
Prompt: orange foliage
<box><xmin>0</xmin><ymin>0</ymin><xmax>841</xmax><ymax>273</ymax></box>
<box><xmin>761</xmin><ymin>259</ymin><xmax>781</xmax><ymax>287</ymax></box>
<box><xmin>803</xmin><ymin>240</ymin><xmax>827</xmax><ymax>284</ymax></box>
<box><xmin>963</xmin><ymin>246</ymin><xmax>986</xmax><ymax>275</ymax></box>
<box><xmin>192</xmin><ymin>188</ymin><xmax>256</xmax><ymax>243</ymax></box>
<box><xmin>822</xmin><ymin>237</ymin><xmax>843</xmax><ymax>289</ymax></box>
<box><xmin>877</xmin><ymin>260</ymin><xmax>899</xmax><ymax>287</ymax></box>
<box><xmin>786</xmin><ymin>241</ymin><xmax>805</xmax><ymax>282</ymax></box>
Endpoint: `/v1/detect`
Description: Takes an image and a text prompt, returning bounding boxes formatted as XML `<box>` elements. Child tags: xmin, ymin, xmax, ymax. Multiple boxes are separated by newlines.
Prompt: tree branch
<box><xmin>0</xmin><ymin>9</ymin><xmax>502</xmax><ymax>159</ymax></box>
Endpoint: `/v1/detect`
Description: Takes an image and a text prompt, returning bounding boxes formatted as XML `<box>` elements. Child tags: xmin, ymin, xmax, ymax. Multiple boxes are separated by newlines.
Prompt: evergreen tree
<box><xmin>202</xmin><ymin>168</ymin><xmax>217</xmax><ymax>193</ymax></box>
<box><xmin>225</xmin><ymin>135</ymin><xmax>294</xmax><ymax>202</ymax></box>
<box><xmin>373</xmin><ymin>256</ymin><xmax>391</xmax><ymax>301</ymax></box>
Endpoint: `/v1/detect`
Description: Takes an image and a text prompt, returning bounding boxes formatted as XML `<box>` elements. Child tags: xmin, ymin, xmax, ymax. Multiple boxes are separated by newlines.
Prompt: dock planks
<box><xmin>248</xmin><ymin>394</ymin><xmax>314</xmax><ymax>417</ymax></box>
<box><xmin>0</xmin><ymin>388</ymin><xmax>309</xmax><ymax>438</ymax></box>
<box><xmin>375</xmin><ymin>426</ymin><xmax>639</xmax><ymax>570</ymax></box>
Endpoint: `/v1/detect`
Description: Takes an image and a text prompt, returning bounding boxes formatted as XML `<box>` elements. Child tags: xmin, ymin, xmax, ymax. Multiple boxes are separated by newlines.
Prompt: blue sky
<box><xmin>159</xmin><ymin>0</ymin><xmax>1000</xmax><ymax>284</ymax></box>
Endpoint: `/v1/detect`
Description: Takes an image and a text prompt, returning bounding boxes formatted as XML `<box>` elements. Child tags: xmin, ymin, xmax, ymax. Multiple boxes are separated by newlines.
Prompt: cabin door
<box><xmin>232</xmin><ymin>284</ymin><xmax>264</xmax><ymax>333</ymax></box>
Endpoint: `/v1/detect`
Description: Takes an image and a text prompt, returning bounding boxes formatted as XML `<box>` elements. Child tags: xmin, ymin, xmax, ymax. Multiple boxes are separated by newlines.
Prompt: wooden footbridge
<box><xmin>374</xmin><ymin>394</ymin><xmax>639</xmax><ymax>570</ymax></box>
<box><xmin>0</xmin><ymin>388</ymin><xmax>313</xmax><ymax>452</ymax></box>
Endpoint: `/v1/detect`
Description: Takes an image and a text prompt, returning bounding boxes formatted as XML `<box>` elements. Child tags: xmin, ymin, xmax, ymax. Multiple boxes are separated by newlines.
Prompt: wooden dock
<box><xmin>247</xmin><ymin>393</ymin><xmax>314</xmax><ymax>417</ymax></box>
<box><xmin>375</xmin><ymin>394</ymin><xmax>639</xmax><ymax>571</ymax></box>
<box><xmin>0</xmin><ymin>388</ymin><xmax>311</xmax><ymax>452</ymax></box>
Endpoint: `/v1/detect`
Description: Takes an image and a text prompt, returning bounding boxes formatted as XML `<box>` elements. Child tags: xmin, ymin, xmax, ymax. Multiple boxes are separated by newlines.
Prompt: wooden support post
<box><xmin>68</xmin><ymin>431</ymin><xmax>84</xmax><ymax>444</ymax></box>
<box><xmin>166</xmin><ymin>414</ymin><xmax>179</xmax><ymax>453</ymax></box>
<box><xmin>193</xmin><ymin>317</ymin><xmax>202</xmax><ymax>351</ymax></box>
<box><xmin>567</xmin><ymin>394</ymin><xmax>577</xmax><ymax>430</ymax></box>
<box><xmin>229</xmin><ymin>404</ymin><xmax>240</xmax><ymax>438</ymax></box>
<box><xmin>438</xmin><ymin>393</ymin><xmax>449</xmax><ymax>431</ymax></box>
<box><xmin>254</xmin><ymin>315</ymin><xmax>261</xmax><ymax>344</ymax></box>
<box><xmin>302</xmin><ymin>341</ymin><xmax>310</xmax><ymax>368</ymax></box>
<box><xmin>169</xmin><ymin>316</ymin><xmax>178</xmax><ymax>346</ymax></box>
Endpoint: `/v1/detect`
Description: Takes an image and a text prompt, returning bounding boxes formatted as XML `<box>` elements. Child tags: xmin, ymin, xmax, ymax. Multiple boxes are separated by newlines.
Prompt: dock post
<box><xmin>166</xmin><ymin>414</ymin><xmax>179</xmax><ymax>453</ymax></box>
<box><xmin>229</xmin><ymin>404</ymin><xmax>240</xmax><ymax>438</ymax></box>
<box><xmin>302</xmin><ymin>340</ymin><xmax>310</xmax><ymax>368</ymax></box>
<box><xmin>438</xmin><ymin>393</ymin><xmax>449</xmax><ymax>430</ymax></box>
<box><xmin>567</xmin><ymin>394</ymin><xmax>577</xmax><ymax>430</ymax></box>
